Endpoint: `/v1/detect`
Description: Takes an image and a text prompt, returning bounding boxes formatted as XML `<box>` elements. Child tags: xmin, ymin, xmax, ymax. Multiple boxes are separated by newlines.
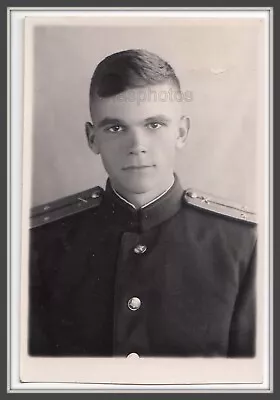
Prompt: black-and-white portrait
<box><xmin>18</xmin><ymin>11</ymin><xmax>269</xmax><ymax>387</ymax></box>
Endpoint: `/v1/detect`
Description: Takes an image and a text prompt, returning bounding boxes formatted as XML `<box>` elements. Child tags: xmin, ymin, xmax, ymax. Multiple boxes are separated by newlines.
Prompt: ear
<box><xmin>85</xmin><ymin>121</ymin><xmax>100</xmax><ymax>154</ymax></box>
<box><xmin>176</xmin><ymin>116</ymin><xmax>190</xmax><ymax>149</ymax></box>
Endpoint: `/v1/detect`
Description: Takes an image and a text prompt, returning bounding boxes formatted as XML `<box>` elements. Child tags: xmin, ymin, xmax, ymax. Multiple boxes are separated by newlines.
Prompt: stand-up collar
<box><xmin>103</xmin><ymin>175</ymin><xmax>184</xmax><ymax>232</ymax></box>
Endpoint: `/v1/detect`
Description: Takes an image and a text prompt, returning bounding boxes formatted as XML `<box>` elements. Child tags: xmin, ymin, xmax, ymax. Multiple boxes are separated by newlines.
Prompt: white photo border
<box><xmin>7</xmin><ymin>7</ymin><xmax>273</xmax><ymax>393</ymax></box>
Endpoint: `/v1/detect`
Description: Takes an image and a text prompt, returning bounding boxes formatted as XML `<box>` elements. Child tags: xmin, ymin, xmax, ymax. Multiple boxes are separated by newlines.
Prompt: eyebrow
<box><xmin>97</xmin><ymin>118</ymin><xmax>126</xmax><ymax>128</ymax></box>
<box><xmin>97</xmin><ymin>115</ymin><xmax>171</xmax><ymax>128</ymax></box>
<box><xmin>143</xmin><ymin>115</ymin><xmax>171</xmax><ymax>124</ymax></box>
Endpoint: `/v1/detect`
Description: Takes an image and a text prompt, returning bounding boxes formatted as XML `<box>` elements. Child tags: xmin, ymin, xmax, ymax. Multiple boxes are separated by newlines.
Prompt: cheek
<box><xmin>99</xmin><ymin>140</ymin><xmax>124</xmax><ymax>169</ymax></box>
<box><xmin>153</xmin><ymin>129</ymin><xmax>178</xmax><ymax>157</ymax></box>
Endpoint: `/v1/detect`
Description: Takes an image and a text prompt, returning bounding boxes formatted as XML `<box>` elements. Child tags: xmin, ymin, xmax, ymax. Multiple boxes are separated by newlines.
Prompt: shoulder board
<box><xmin>183</xmin><ymin>188</ymin><xmax>257</xmax><ymax>224</ymax></box>
<box><xmin>30</xmin><ymin>186</ymin><xmax>104</xmax><ymax>229</ymax></box>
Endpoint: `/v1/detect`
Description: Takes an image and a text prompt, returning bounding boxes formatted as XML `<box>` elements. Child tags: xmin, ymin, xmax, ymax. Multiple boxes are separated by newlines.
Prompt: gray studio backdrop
<box><xmin>30</xmin><ymin>19</ymin><xmax>263</xmax><ymax>210</ymax></box>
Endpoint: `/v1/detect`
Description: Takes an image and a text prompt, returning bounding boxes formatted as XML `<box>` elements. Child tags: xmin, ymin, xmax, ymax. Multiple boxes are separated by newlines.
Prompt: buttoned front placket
<box><xmin>104</xmin><ymin>176</ymin><xmax>183</xmax><ymax>357</ymax></box>
<box><xmin>113</xmin><ymin>229</ymin><xmax>151</xmax><ymax>357</ymax></box>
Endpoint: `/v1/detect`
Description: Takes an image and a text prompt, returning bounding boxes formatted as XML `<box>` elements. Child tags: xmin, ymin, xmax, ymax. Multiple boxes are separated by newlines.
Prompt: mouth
<box><xmin>122</xmin><ymin>165</ymin><xmax>155</xmax><ymax>171</ymax></box>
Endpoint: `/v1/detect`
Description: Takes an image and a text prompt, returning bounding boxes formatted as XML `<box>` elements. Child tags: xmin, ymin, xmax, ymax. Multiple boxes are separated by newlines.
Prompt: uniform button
<box><xmin>126</xmin><ymin>352</ymin><xmax>140</xmax><ymax>359</ymax></box>
<box><xmin>91</xmin><ymin>191</ymin><xmax>100</xmax><ymax>199</ymax></box>
<box><xmin>134</xmin><ymin>244</ymin><xmax>147</xmax><ymax>254</ymax></box>
<box><xmin>127</xmin><ymin>297</ymin><xmax>141</xmax><ymax>311</ymax></box>
<box><xmin>186</xmin><ymin>190</ymin><xmax>198</xmax><ymax>199</ymax></box>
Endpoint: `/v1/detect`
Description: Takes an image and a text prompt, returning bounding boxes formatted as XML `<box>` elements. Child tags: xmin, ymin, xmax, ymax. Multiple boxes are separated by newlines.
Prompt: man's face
<box><xmin>87</xmin><ymin>83</ymin><xmax>189</xmax><ymax>196</ymax></box>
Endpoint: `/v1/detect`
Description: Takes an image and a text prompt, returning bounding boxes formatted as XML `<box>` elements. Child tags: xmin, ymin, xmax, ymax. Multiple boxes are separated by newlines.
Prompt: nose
<box><xmin>128</xmin><ymin>127</ymin><xmax>147</xmax><ymax>155</ymax></box>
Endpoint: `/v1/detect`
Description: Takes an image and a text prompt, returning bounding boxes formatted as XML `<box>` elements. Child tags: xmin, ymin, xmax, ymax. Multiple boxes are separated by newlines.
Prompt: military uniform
<box><xmin>28</xmin><ymin>176</ymin><xmax>257</xmax><ymax>357</ymax></box>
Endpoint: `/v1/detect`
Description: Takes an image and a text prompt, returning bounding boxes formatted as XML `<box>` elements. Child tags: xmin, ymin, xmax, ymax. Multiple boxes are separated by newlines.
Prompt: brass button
<box><xmin>134</xmin><ymin>244</ymin><xmax>147</xmax><ymax>254</ymax></box>
<box><xmin>126</xmin><ymin>352</ymin><xmax>140</xmax><ymax>359</ymax></box>
<box><xmin>128</xmin><ymin>297</ymin><xmax>141</xmax><ymax>311</ymax></box>
<box><xmin>91</xmin><ymin>191</ymin><xmax>100</xmax><ymax>199</ymax></box>
<box><xmin>186</xmin><ymin>191</ymin><xmax>198</xmax><ymax>199</ymax></box>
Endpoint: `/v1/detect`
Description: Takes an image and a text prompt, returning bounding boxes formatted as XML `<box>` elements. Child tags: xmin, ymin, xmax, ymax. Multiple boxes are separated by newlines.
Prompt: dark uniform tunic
<box><xmin>28</xmin><ymin>176</ymin><xmax>257</xmax><ymax>357</ymax></box>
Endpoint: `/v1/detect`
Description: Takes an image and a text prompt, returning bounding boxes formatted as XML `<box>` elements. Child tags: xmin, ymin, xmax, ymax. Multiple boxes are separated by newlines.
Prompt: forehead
<box><xmin>90</xmin><ymin>83</ymin><xmax>183</xmax><ymax>124</ymax></box>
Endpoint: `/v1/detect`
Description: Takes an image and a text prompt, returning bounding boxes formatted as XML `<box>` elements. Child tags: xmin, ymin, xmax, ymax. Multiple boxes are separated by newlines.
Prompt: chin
<box><xmin>118</xmin><ymin>176</ymin><xmax>155</xmax><ymax>195</ymax></box>
<box><xmin>122</xmin><ymin>182</ymin><xmax>154</xmax><ymax>195</ymax></box>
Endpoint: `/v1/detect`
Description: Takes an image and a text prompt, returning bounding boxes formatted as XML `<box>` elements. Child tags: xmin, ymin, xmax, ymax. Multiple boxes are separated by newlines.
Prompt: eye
<box><xmin>146</xmin><ymin>122</ymin><xmax>164</xmax><ymax>130</ymax></box>
<box><xmin>106</xmin><ymin>125</ymin><xmax>125</xmax><ymax>133</ymax></box>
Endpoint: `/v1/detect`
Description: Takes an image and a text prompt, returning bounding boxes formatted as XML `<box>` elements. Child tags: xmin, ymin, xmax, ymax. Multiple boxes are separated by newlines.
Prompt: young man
<box><xmin>29</xmin><ymin>49</ymin><xmax>257</xmax><ymax>358</ymax></box>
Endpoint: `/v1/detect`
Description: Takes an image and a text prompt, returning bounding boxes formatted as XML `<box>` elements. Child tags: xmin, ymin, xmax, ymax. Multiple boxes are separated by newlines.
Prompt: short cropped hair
<box><xmin>89</xmin><ymin>49</ymin><xmax>181</xmax><ymax>104</ymax></box>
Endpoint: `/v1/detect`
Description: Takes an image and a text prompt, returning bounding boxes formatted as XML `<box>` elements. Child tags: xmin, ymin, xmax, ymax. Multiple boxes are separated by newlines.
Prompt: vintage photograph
<box><xmin>19</xmin><ymin>12</ymin><xmax>268</xmax><ymax>386</ymax></box>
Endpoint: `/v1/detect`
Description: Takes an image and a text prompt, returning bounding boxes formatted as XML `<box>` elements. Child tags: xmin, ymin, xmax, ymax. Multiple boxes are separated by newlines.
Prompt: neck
<box><xmin>111</xmin><ymin>175</ymin><xmax>175</xmax><ymax>209</ymax></box>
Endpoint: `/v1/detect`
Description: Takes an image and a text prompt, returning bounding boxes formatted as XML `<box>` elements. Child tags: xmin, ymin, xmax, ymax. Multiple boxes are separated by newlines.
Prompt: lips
<box><xmin>122</xmin><ymin>165</ymin><xmax>154</xmax><ymax>170</ymax></box>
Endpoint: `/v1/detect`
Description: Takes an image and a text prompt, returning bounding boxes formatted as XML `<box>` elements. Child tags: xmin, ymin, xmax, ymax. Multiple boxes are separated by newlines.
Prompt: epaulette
<box><xmin>30</xmin><ymin>186</ymin><xmax>104</xmax><ymax>229</ymax></box>
<box><xmin>183</xmin><ymin>188</ymin><xmax>257</xmax><ymax>224</ymax></box>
